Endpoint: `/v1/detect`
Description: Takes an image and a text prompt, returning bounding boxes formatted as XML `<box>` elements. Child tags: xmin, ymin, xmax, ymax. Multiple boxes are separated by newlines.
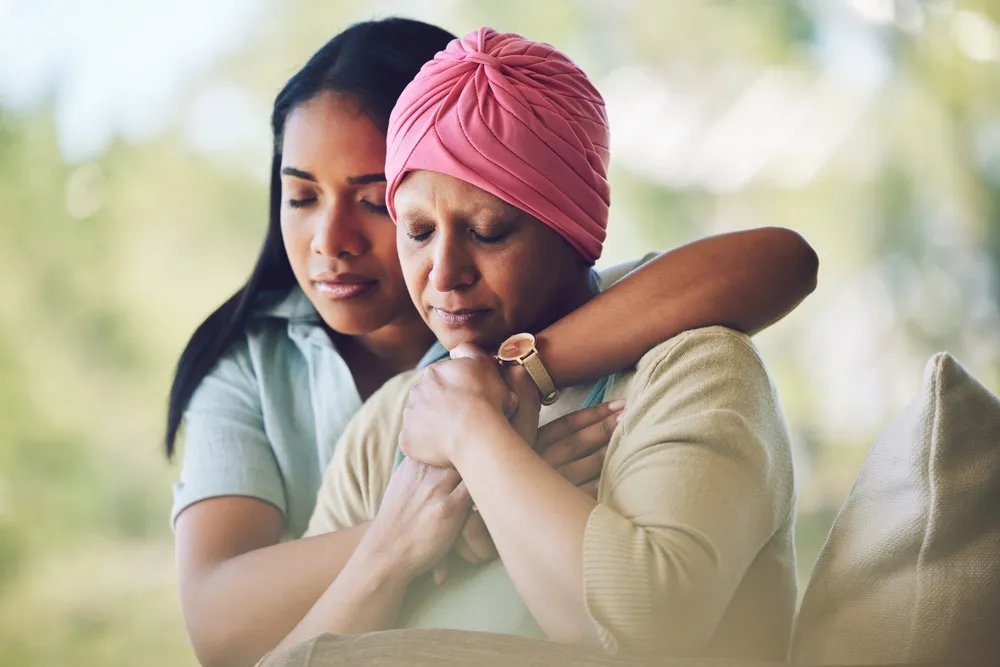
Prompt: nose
<box><xmin>311</xmin><ymin>198</ymin><xmax>368</xmax><ymax>259</ymax></box>
<box><xmin>429</xmin><ymin>230</ymin><xmax>477</xmax><ymax>292</ymax></box>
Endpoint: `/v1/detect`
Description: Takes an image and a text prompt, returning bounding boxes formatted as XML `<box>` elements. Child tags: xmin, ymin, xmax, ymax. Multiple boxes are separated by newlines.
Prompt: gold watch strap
<box><xmin>521</xmin><ymin>350</ymin><xmax>559</xmax><ymax>406</ymax></box>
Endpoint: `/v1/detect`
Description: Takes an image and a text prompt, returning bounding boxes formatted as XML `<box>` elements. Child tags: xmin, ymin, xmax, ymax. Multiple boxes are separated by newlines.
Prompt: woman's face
<box><xmin>280</xmin><ymin>92</ymin><xmax>416</xmax><ymax>335</ymax></box>
<box><xmin>394</xmin><ymin>170</ymin><xmax>589</xmax><ymax>351</ymax></box>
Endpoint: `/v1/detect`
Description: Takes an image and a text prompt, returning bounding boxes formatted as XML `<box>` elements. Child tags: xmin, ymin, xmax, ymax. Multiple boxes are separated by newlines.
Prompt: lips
<box><xmin>311</xmin><ymin>273</ymin><xmax>377</xmax><ymax>301</ymax></box>
<box><xmin>431</xmin><ymin>307</ymin><xmax>491</xmax><ymax>327</ymax></box>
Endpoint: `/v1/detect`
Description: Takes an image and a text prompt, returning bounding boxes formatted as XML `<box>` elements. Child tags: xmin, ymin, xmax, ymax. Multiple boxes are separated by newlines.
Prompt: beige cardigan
<box><xmin>307</xmin><ymin>327</ymin><xmax>797</xmax><ymax>660</ymax></box>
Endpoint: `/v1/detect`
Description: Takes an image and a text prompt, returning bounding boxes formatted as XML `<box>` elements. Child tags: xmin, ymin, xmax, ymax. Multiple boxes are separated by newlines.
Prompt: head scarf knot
<box><xmin>385</xmin><ymin>27</ymin><xmax>610</xmax><ymax>263</ymax></box>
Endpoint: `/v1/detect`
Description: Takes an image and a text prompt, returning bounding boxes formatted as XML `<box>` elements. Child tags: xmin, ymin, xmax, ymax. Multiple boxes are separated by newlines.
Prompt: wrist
<box><xmin>451</xmin><ymin>407</ymin><xmax>517</xmax><ymax>473</ymax></box>
<box><xmin>355</xmin><ymin>529</ymin><xmax>421</xmax><ymax>588</ymax></box>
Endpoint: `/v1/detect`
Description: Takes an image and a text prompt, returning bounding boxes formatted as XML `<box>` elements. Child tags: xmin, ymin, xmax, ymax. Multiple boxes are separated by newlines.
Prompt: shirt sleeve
<box><xmin>170</xmin><ymin>335</ymin><xmax>285</xmax><ymax>529</ymax></box>
<box><xmin>306</xmin><ymin>370</ymin><xmax>420</xmax><ymax>536</ymax></box>
<box><xmin>594</xmin><ymin>251</ymin><xmax>662</xmax><ymax>291</ymax></box>
<box><xmin>582</xmin><ymin>328</ymin><xmax>795</xmax><ymax>655</ymax></box>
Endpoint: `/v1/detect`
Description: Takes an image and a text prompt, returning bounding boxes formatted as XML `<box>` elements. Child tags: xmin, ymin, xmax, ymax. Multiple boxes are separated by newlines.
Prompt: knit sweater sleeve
<box><xmin>582</xmin><ymin>327</ymin><xmax>794</xmax><ymax>655</ymax></box>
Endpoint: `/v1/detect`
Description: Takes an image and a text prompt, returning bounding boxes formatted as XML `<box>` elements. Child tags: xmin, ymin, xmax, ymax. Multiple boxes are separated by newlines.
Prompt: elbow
<box><xmin>773</xmin><ymin>227</ymin><xmax>819</xmax><ymax>298</ymax></box>
<box><xmin>182</xmin><ymin>593</ymin><xmax>260</xmax><ymax>667</ymax></box>
<box><xmin>185</xmin><ymin>622</ymin><xmax>242</xmax><ymax>667</ymax></box>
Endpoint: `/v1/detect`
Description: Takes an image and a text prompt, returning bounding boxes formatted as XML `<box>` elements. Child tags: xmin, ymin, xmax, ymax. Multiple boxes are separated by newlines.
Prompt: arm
<box><xmin>176</xmin><ymin>503</ymin><xmax>369</xmax><ymax>667</ymax></box>
<box><xmin>265</xmin><ymin>459</ymin><xmax>473</xmax><ymax>665</ymax></box>
<box><xmin>173</xmin><ymin>337</ymin><xmax>380</xmax><ymax>667</ymax></box>
<box><xmin>537</xmin><ymin>227</ymin><xmax>818</xmax><ymax>388</ymax></box>
<box><xmin>430</xmin><ymin>333</ymin><xmax>794</xmax><ymax>653</ymax></box>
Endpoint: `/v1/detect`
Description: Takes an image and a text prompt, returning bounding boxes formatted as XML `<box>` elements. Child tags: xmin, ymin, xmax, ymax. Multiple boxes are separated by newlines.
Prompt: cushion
<box><xmin>792</xmin><ymin>352</ymin><xmax>1000</xmax><ymax>664</ymax></box>
<box><xmin>268</xmin><ymin>629</ymin><xmax>783</xmax><ymax>667</ymax></box>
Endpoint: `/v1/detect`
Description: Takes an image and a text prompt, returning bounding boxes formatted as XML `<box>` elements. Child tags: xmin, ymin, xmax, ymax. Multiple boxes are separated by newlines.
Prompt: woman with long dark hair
<box><xmin>168</xmin><ymin>17</ymin><xmax>817</xmax><ymax>667</ymax></box>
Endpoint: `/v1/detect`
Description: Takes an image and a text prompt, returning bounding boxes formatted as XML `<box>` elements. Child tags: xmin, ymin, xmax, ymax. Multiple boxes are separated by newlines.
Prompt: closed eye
<box><xmin>471</xmin><ymin>229</ymin><xmax>509</xmax><ymax>245</ymax></box>
<box><xmin>361</xmin><ymin>200</ymin><xmax>389</xmax><ymax>216</ymax></box>
<box><xmin>406</xmin><ymin>229</ymin><xmax>433</xmax><ymax>242</ymax></box>
<box><xmin>288</xmin><ymin>197</ymin><xmax>316</xmax><ymax>209</ymax></box>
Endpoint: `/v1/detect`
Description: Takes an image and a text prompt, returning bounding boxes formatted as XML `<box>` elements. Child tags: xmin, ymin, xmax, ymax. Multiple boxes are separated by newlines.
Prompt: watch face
<box><xmin>498</xmin><ymin>333</ymin><xmax>534</xmax><ymax>361</ymax></box>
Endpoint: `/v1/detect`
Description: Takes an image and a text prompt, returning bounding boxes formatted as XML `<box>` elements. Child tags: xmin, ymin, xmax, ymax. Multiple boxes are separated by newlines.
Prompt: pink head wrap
<box><xmin>385</xmin><ymin>27</ymin><xmax>610</xmax><ymax>263</ymax></box>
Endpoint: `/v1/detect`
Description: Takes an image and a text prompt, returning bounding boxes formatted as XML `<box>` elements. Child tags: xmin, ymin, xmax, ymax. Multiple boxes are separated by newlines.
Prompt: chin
<box><xmin>317</xmin><ymin>307</ymin><xmax>388</xmax><ymax>336</ymax></box>
<box><xmin>433</xmin><ymin>328</ymin><xmax>505</xmax><ymax>353</ymax></box>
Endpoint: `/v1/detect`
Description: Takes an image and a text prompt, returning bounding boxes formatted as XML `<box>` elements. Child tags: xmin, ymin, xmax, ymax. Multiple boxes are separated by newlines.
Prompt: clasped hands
<box><xmin>366</xmin><ymin>344</ymin><xmax>622</xmax><ymax>583</ymax></box>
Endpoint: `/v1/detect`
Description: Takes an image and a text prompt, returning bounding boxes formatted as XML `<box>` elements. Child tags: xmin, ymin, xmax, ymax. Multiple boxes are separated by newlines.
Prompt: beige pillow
<box><xmin>792</xmin><ymin>352</ymin><xmax>1000</xmax><ymax>665</ymax></box>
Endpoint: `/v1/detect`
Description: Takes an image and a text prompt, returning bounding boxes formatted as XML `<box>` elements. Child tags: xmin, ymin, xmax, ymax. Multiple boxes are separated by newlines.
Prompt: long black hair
<box><xmin>164</xmin><ymin>18</ymin><xmax>457</xmax><ymax>457</ymax></box>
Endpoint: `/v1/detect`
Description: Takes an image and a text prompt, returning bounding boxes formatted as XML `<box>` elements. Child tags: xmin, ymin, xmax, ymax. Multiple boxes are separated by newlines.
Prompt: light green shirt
<box><xmin>170</xmin><ymin>256</ymin><xmax>654</xmax><ymax>539</ymax></box>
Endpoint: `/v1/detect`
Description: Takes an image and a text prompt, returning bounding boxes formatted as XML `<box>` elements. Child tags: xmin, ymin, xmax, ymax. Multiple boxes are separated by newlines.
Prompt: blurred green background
<box><xmin>1</xmin><ymin>0</ymin><xmax>998</xmax><ymax>664</ymax></box>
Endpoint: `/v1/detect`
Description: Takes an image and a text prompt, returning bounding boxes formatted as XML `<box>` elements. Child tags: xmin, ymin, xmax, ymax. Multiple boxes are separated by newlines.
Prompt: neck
<box><xmin>533</xmin><ymin>270</ymin><xmax>599</xmax><ymax>335</ymax></box>
<box><xmin>352</xmin><ymin>314</ymin><xmax>437</xmax><ymax>374</ymax></box>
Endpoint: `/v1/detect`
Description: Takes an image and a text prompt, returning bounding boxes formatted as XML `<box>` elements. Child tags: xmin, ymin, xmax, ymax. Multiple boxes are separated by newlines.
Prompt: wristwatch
<box><xmin>496</xmin><ymin>333</ymin><xmax>559</xmax><ymax>406</ymax></box>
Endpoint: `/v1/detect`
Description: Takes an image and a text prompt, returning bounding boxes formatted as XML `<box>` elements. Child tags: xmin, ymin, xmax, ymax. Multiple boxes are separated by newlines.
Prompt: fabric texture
<box><xmin>792</xmin><ymin>352</ymin><xmax>1000</xmax><ymax>665</ymax></box>
<box><xmin>171</xmin><ymin>259</ymin><xmax>653</xmax><ymax>538</ymax></box>
<box><xmin>385</xmin><ymin>26</ymin><xmax>611</xmax><ymax>263</ymax></box>
<box><xmin>268</xmin><ymin>629</ymin><xmax>787</xmax><ymax>667</ymax></box>
<box><xmin>307</xmin><ymin>327</ymin><xmax>797</xmax><ymax>660</ymax></box>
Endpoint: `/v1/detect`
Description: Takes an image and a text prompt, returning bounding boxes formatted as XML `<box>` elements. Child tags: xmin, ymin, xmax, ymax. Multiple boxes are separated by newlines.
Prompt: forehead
<box><xmin>281</xmin><ymin>92</ymin><xmax>386</xmax><ymax>174</ymax></box>
<box><xmin>394</xmin><ymin>170</ymin><xmax>519</xmax><ymax>219</ymax></box>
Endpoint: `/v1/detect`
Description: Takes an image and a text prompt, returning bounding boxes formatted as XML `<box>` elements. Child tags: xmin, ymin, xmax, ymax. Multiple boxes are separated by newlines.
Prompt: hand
<box><xmin>497</xmin><ymin>361</ymin><xmax>543</xmax><ymax>450</ymax></box>
<box><xmin>360</xmin><ymin>457</ymin><xmax>473</xmax><ymax>580</ymax></box>
<box><xmin>450</xmin><ymin>399</ymin><xmax>625</xmax><ymax>567</ymax></box>
<box><xmin>400</xmin><ymin>345</ymin><xmax>516</xmax><ymax>468</ymax></box>
<box><xmin>537</xmin><ymin>399</ymin><xmax>624</xmax><ymax>499</ymax></box>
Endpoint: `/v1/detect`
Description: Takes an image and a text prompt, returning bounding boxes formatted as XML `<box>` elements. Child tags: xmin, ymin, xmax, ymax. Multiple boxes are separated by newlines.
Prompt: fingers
<box><xmin>503</xmin><ymin>366</ymin><xmax>542</xmax><ymax>445</ymax></box>
<box><xmin>450</xmin><ymin>479</ymin><xmax>472</xmax><ymax>507</ymax></box>
<box><xmin>504</xmin><ymin>363</ymin><xmax>539</xmax><ymax>402</ymax></box>
<box><xmin>556</xmin><ymin>445</ymin><xmax>607</xmax><ymax>486</ymax></box>
<box><xmin>449</xmin><ymin>343</ymin><xmax>490</xmax><ymax>362</ymax></box>
<box><xmin>540</xmin><ymin>405</ymin><xmax>623</xmax><ymax>469</ymax></box>
<box><xmin>432</xmin><ymin>563</ymin><xmax>449</xmax><ymax>585</ymax></box>
<box><xmin>458</xmin><ymin>513</ymin><xmax>497</xmax><ymax>563</ymax></box>
<box><xmin>536</xmin><ymin>399</ymin><xmax>625</xmax><ymax>452</ymax></box>
<box><xmin>455</xmin><ymin>537</ymin><xmax>480</xmax><ymax>564</ymax></box>
<box><xmin>502</xmin><ymin>389</ymin><xmax>519</xmax><ymax>420</ymax></box>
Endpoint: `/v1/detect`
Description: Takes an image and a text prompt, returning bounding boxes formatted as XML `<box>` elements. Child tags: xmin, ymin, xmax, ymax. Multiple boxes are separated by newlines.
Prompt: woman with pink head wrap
<box><xmin>386</xmin><ymin>27</ymin><xmax>611</xmax><ymax>263</ymax></box>
<box><xmin>385</xmin><ymin>27</ymin><xmax>618</xmax><ymax>352</ymax></box>
<box><xmin>264</xmin><ymin>27</ymin><xmax>799</xmax><ymax>666</ymax></box>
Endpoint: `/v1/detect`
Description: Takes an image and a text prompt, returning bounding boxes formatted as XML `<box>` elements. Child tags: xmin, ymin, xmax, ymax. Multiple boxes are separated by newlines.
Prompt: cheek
<box><xmin>280</xmin><ymin>214</ymin><xmax>310</xmax><ymax>272</ymax></box>
<box><xmin>396</xmin><ymin>232</ymin><xmax>428</xmax><ymax>298</ymax></box>
<box><xmin>496</xmin><ymin>242</ymin><xmax>563</xmax><ymax>318</ymax></box>
<box><xmin>479</xmin><ymin>248</ymin><xmax>530</xmax><ymax>314</ymax></box>
<box><xmin>368</xmin><ymin>221</ymin><xmax>400</xmax><ymax>267</ymax></box>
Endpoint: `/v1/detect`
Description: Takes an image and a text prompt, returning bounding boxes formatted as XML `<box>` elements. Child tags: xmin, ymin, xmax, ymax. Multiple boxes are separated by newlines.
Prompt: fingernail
<box><xmin>616</xmin><ymin>412</ymin><xmax>625</xmax><ymax>424</ymax></box>
<box><xmin>607</xmin><ymin>399</ymin><xmax>625</xmax><ymax>412</ymax></box>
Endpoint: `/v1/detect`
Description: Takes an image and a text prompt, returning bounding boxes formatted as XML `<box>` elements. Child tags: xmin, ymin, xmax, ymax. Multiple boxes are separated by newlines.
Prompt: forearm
<box><xmin>182</xmin><ymin>524</ymin><xmax>368</xmax><ymax>667</ymax></box>
<box><xmin>536</xmin><ymin>227</ymin><xmax>818</xmax><ymax>387</ymax></box>
<box><xmin>265</xmin><ymin>543</ymin><xmax>411</xmax><ymax>665</ymax></box>
<box><xmin>451</xmin><ymin>411</ymin><xmax>600</xmax><ymax>644</ymax></box>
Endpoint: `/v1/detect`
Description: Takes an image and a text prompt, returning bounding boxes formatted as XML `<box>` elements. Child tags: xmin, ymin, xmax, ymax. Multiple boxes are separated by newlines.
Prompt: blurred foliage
<box><xmin>1</xmin><ymin>0</ymin><xmax>998</xmax><ymax>665</ymax></box>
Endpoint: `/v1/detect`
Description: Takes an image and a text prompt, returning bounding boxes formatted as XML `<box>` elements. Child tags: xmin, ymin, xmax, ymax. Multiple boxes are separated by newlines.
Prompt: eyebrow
<box><xmin>280</xmin><ymin>167</ymin><xmax>316</xmax><ymax>182</ymax></box>
<box><xmin>346</xmin><ymin>173</ymin><xmax>387</xmax><ymax>186</ymax></box>
<box><xmin>279</xmin><ymin>168</ymin><xmax>386</xmax><ymax>187</ymax></box>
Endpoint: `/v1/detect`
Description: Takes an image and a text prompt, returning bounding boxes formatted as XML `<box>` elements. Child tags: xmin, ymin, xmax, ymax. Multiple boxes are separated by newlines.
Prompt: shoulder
<box><xmin>359</xmin><ymin>368</ymin><xmax>423</xmax><ymax>420</ymax></box>
<box><xmin>633</xmin><ymin>326</ymin><xmax>767</xmax><ymax>389</ymax></box>
<box><xmin>619</xmin><ymin>326</ymin><xmax>789</xmax><ymax>463</ymax></box>
<box><xmin>308</xmin><ymin>368</ymin><xmax>424</xmax><ymax>533</ymax></box>
<box><xmin>335</xmin><ymin>368</ymin><xmax>423</xmax><ymax>467</ymax></box>
<box><xmin>595</xmin><ymin>251</ymin><xmax>662</xmax><ymax>290</ymax></box>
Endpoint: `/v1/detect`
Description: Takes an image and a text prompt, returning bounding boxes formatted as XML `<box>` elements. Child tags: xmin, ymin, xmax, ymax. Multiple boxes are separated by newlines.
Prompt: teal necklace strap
<box><xmin>392</xmin><ymin>373</ymin><xmax>617</xmax><ymax>471</ymax></box>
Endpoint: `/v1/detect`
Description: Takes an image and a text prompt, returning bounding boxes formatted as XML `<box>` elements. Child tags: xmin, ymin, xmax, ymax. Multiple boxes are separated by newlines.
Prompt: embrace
<box><xmin>169</xmin><ymin>19</ymin><xmax>812</xmax><ymax>667</ymax></box>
